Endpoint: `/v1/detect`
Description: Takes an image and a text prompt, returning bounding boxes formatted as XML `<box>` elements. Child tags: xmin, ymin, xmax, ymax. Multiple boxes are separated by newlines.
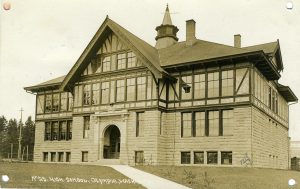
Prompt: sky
<box><xmin>0</xmin><ymin>0</ymin><xmax>299</xmax><ymax>140</ymax></box>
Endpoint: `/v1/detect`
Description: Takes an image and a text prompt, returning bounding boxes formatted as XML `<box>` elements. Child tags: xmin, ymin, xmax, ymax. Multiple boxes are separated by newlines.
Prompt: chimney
<box><xmin>186</xmin><ymin>19</ymin><xmax>196</xmax><ymax>46</ymax></box>
<box><xmin>234</xmin><ymin>34</ymin><xmax>241</xmax><ymax>48</ymax></box>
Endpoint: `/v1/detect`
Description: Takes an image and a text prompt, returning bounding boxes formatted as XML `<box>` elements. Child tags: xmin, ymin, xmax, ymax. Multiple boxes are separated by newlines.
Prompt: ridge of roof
<box><xmin>158</xmin><ymin>39</ymin><xmax>252</xmax><ymax>67</ymax></box>
<box><xmin>243</xmin><ymin>41</ymin><xmax>278</xmax><ymax>54</ymax></box>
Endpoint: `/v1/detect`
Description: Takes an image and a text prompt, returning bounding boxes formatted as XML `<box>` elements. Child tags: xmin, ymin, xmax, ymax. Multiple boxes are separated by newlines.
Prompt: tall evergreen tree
<box><xmin>22</xmin><ymin>116</ymin><xmax>35</xmax><ymax>160</ymax></box>
<box><xmin>0</xmin><ymin>116</ymin><xmax>8</xmax><ymax>159</ymax></box>
<box><xmin>6</xmin><ymin>119</ymin><xmax>19</xmax><ymax>159</ymax></box>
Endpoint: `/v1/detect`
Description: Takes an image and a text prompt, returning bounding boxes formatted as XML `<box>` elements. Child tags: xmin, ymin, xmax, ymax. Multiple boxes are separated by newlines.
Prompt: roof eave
<box><xmin>162</xmin><ymin>51</ymin><xmax>280</xmax><ymax>80</ymax></box>
<box><xmin>278</xmin><ymin>85</ymin><xmax>298</xmax><ymax>103</ymax></box>
<box><xmin>24</xmin><ymin>83</ymin><xmax>61</xmax><ymax>93</ymax></box>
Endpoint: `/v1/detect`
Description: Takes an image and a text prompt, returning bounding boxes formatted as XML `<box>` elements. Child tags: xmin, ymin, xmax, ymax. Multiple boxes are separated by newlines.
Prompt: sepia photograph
<box><xmin>0</xmin><ymin>0</ymin><xmax>300</xmax><ymax>188</ymax></box>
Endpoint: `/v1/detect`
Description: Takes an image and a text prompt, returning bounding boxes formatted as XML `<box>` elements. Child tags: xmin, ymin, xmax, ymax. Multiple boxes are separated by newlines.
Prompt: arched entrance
<box><xmin>103</xmin><ymin>125</ymin><xmax>120</xmax><ymax>159</ymax></box>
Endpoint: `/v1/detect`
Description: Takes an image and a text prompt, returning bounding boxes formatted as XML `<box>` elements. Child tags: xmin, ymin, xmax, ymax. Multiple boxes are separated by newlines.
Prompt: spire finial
<box><xmin>162</xmin><ymin>4</ymin><xmax>172</xmax><ymax>25</ymax></box>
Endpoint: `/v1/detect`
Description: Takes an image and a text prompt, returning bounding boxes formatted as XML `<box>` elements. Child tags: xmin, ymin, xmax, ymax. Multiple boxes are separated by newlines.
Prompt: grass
<box><xmin>0</xmin><ymin>162</ymin><xmax>145</xmax><ymax>189</ymax></box>
<box><xmin>136</xmin><ymin>165</ymin><xmax>300</xmax><ymax>189</ymax></box>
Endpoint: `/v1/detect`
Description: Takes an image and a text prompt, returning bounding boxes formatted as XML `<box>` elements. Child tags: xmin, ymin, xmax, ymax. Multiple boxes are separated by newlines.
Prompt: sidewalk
<box><xmin>109</xmin><ymin>165</ymin><xmax>191</xmax><ymax>189</ymax></box>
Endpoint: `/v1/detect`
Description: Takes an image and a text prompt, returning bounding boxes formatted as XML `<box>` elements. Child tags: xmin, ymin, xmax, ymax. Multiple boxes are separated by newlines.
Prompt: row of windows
<box><xmin>82</xmin><ymin>76</ymin><xmax>148</xmax><ymax>105</ymax></box>
<box><xmin>82</xmin><ymin>51</ymin><xmax>141</xmax><ymax>76</ymax></box>
<box><xmin>44</xmin><ymin>121</ymin><xmax>72</xmax><ymax>141</ymax></box>
<box><xmin>179</xmin><ymin>68</ymin><xmax>249</xmax><ymax>100</ymax></box>
<box><xmin>181</xmin><ymin>110</ymin><xmax>233</xmax><ymax>137</ymax></box>
<box><xmin>253</xmin><ymin>70</ymin><xmax>288</xmax><ymax>119</ymax></box>
<box><xmin>37</xmin><ymin>92</ymin><xmax>73</xmax><ymax>114</ymax></box>
<box><xmin>43</xmin><ymin>152</ymin><xmax>71</xmax><ymax>162</ymax></box>
<box><xmin>181</xmin><ymin>151</ymin><xmax>232</xmax><ymax>165</ymax></box>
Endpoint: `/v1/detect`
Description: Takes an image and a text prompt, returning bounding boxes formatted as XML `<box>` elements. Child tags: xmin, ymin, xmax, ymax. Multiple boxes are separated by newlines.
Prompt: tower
<box><xmin>155</xmin><ymin>5</ymin><xmax>179</xmax><ymax>49</ymax></box>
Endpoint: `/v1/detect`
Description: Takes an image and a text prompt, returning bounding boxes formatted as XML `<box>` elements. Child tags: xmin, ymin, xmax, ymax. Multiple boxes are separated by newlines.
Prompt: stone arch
<box><xmin>102</xmin><ymin>124</ymin><xmax>121</xmax><ymax>159</ymax></box>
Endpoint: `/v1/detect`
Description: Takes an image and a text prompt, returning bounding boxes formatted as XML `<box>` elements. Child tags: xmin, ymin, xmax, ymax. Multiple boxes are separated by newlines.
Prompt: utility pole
<box><xmin>17</xmin><ymin>108</ymin><xmax>23</xmax><ymax>160</ymax></box>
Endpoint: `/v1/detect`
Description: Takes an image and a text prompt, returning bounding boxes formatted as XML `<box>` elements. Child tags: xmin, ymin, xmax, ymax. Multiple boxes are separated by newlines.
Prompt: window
<box><xmin>43</xmin><ymin>152</ymin><xmax>48</xmax><ymax>162</ymax></box>
<box><xmin>221</xmin><ymin>151</ymin><xmax>232</xmax><ymax>165</ymax></box>
<box><xmin>195</xmin><ymin>112</ymin><xmax>205</xmax><ymax>137</ymax></box>
<box><xmin>221</xmin><ymin>70</ymin><xmax>233</xmax><ymax>96</ymax></box>
<box><xmin>58</xmin><ymin>152</ymin><xmax>64</xmax><ymax>162</ymax></box>
<box><xmin>82</xmin><ymin>151</ymin><xmax>88</xmax><ymax>162</ymax></box>
<box><xmin>51</xmin><ymin>122</ymin><xmax>58</xmax><ymax>140</ymax></box>
<box><xmin>37</xmin><ymin>95</ymin><xmax>45</xmax><ymax>114</ymax></box>
<box><xmin>45</xmin><ymin>94</ymin><xmax>52</xmax><ymax>113</ymax></box>
<box><xmin>181</xmin><ymin>152</ymin><xmax>191</xmax><ymax>164</ymax></box>
<box><xmin>117</xmin><ymin>53</ymin><xmax>126</xmax><ymax>69</ymax></box>
<box><xmin>67</xmin><ymin>121</ymin><xmax>72</xmax><ymax>140</ymax></box>
<box><xmin>68</xmin><ymin>93</ymin><xmax>73</xmax><ymax>111</ymax></box>
<box><xmin>59</xmin><ymin>121</ymin><xmax>67</xmax><ymax>140</ymax></box>
<box><xmin>83</xmin><ymin>85</ymin><xmax>91</xmax><ymax>105</ymax></box>
<box><xmin>127</xmin><ymin>52</ymin><xmax>136</xmax><ymax>68</ymax></box>
<box><xmin>83</xmin><ymin>116</ymin><xmax>90</xmax><ymax>138</ymax></box>
<box><xmin>60</xmin><ymin>93</ymin><xmax>68</xmax><ymax>111</ymax></box>
<box><xmin>136</xmin><ymin>112</ymin><xmax>145</xmax><ymax>137</ymax></box>
<box><xmin>101</xmin><ymin>82</ymin><xmax>110</xmax><ymax>104</ymax></box>
<box><xmin>222</xmin><ymin>110</ymin><xmax>233</xmax><ymax>136</ymax></box>
<box><xmin>194</xmin><ymin>152</ymin><xmax>204</xmax><ymax>164</ymax></box>
<box><xmin>208</xmin><ymin>111</ymin><xmax>219</xmax><ymax>136</ymax></box>
<box><xmin>51</xmin><ymin>152</ymin><xmax>56</xmax><ymax>162</ymax></box>
<box><xmin>92</xmin><ymin>83</ymin><xmax>100</xmax><ymax>105</ymax></box>
<box><xmin>194</xmin><ymin>74</ymin><xmax>205</xmax><ymax>99</ymax></box>
<box><xmin>45</xmin><ymin>121</ymin><xmax>72</xmax><ymax>141</ymax></box>
<box><xmin>135</xmin><ymin>151</ymin><xmax>144</xmax><ymax>164</ymax></box>
<box><xmin>66</xmin><ymin>152</ymin><xmax>71</xmax><ymax>162</ymax></box>
<box><xmin>181</xmin><ymin>75</ymin><xmax>192</xmax><ymax>99</ymax></box>
<box><xmin>137</xmin><ymin>77</ymin><xmax>146</xmax><ymax>100</ymax></box>
<box><xmin>236</xmin><ymin>68</ymin><xmax>249</xmax><ymax>95</ymax></box>
<box><xmin>207</xmin><ymin>151</ymin><xmax>218</xmax><ymax>164</ymax></box>
<box><xmin>52</xmin><ymin>94</ymin><xmax>59</xmax><ymax>112</ymax></box>
<box><xmin>116</xmin><ymin>80</ymin><xmax>125</xmax><ymax>102</ymax></box>
<box><xmin>102</xmin><ymin>56</ymin><xmax>111</xmax><ymax>72</ymax></box>
<box><xmin>44</xmin><ymin>122</ymin><xmax>51</xmax><ymax>141</ymax></box>
<box><xmin>126</xmin><ymin>78</ymin><xmax>136</xmax><ymax>101</ymax></box>
<box><xmin>208</xmin><ymin>72</ymin><xmax>219</xmax><ymax>98</ymax></box>
<box><xmin>182</xmin><ymin>113</ymin><xmax>192</xmax><ymax>137</ymax></box>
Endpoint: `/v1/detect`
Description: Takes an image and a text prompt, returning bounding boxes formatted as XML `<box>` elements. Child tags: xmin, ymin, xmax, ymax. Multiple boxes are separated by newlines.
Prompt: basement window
<box><xmin>135</xmin><ymin>151</ymin><xmax>144</xmax><ymax>164</ymax></box>
<box><xmin>194</xmin><ymin>151</ymin><xmax>204</xmax><ymax>164</ymax></box>
<box><xmin>181</xmin><ymin>152</ymin><xmax>191</xmax><ymax>164</ymax></box>
<box><xmin>221</xmin><ymin>151</ymin><xmax>232</xmax><ymax>165</ymax></box>
<box><xmin>58</xmin><ymin>152</ymin><xmax>64</xmax><ymax>162</ymax></box>
<box><xmin>207</xmin><ymin>151</ymin><xmax>218</xmax><ymax>164</ymax></box>
<box><xmin>51</xmin><ymin>152</ymin><xmax>56</xmax><ymax>162</ymax></box>
<box><xmin>82</xmin><ymin>151</ymin><xmax>88</xmax><ymax>162</ymax></box>
<box><xmin>66</xmin><ymin>152</ymin><xmax>71</xmax><ymax>162</ymax></box>
<box><xmin>43</xmin><ymin>152</ymin><xmax>48</xmax><ymax>162</ymax></box>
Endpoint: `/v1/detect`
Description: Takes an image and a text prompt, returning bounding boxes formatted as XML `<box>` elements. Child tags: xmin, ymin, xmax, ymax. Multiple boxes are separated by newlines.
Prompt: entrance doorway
<box><xmin>103</xmin><ymin>125</ymin><xmax>120</xmax><ymax>159</ymax></box>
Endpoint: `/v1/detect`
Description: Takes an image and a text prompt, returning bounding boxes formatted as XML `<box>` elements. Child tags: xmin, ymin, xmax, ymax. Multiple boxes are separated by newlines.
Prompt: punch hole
<box><xmin>286</xmin><ymin>1</ymin><xmax>293</xmax><ymax>10</ymax></box>
<box><xmin>288</xmin><ymin>179</ymin><xmax>296</xmax><ymax>186</ymax></box>
<box><xmin>1</xmin><ymin>175</ymin><xmax>9</xmax><ymax>182</ymax></box>
<box><xmin>2</xmin><ymin>1</ymin><xmax>11</xmax><ymax>10</ymax></box>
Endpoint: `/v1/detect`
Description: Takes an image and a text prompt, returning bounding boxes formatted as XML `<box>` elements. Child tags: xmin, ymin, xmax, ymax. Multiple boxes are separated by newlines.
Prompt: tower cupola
<box><xmin>155</xmin><ymin>5</ymin><xmax>179</xmax><ymax>49</ymax></box>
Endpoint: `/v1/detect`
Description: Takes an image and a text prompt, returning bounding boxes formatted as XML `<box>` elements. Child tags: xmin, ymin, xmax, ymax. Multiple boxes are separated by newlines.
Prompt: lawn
<box><xmin>136</xmin><ymin>165</ymin><xmax>300</xmax><ymax>189</ymax></box>
<box><xmin>0</xmin><ymin>162</ymin><xmax>144</xmax><ymax>189</ymax></box>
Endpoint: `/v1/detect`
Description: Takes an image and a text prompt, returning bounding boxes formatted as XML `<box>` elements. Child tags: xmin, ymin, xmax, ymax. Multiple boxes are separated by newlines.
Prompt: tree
<box><xmin>6</xmin><ymin>118</ymin><xmax>18</xmax><ymax>158</ymax></box>
<box><xmin>22</xmin><ymin>116</ymin><xmax>35</xmax><ymax>160</ymax></box>
<box><xmin>0</xmin><ymin>116</ymin><xmax>8</xmax><ymax>159</ymax></box>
